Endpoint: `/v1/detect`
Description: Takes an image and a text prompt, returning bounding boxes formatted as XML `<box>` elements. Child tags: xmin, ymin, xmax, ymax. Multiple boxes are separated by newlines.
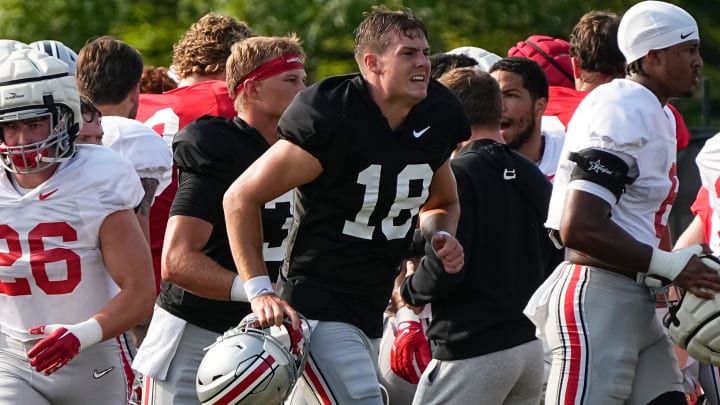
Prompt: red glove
<box><xmin>27</xmin><ymin>319</ymin><xmax>103</xmax><ymax>375</ymax></box>
<box><xmin>390</xmin><ymin>308</ymin><xmax>431</xmax><ymax>384</ymax></box>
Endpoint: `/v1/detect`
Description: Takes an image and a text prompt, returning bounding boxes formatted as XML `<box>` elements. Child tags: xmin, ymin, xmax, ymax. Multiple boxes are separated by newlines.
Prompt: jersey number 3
<box><xmin>343</xmin><ymin>164</ymin><xmax>433</xmax><ymax>240</ymax></box>
<box><xmin>0</xmin><ymin>222</ymin><xmax>81</xmax><ymax>296</ymax></box>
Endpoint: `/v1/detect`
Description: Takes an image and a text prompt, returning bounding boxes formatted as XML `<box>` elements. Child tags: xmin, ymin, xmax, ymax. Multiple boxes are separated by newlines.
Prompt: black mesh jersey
<box><xmin>277</xmin><ymin>74</ymin><xmax>470</xmax><ymax>337</ymax></box>
<box><xmin>158</xmin><ymin>116</ymin><xmax>293</xmax><ymax>333</ymax></box>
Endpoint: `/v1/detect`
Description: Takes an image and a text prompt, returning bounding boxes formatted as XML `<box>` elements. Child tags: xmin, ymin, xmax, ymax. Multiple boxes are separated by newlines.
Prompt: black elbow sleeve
<box><xmin>568</xmin><ymin>148</ymin><xmax>636</xmax><ymax>202</ymax></box>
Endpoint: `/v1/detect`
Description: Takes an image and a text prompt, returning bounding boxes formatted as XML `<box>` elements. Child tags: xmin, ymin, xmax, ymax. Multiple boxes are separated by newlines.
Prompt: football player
<box><xmin>75</xmin><ymin>38</ymin><xmax>173</xmax><ymax>397</ymax></box>
<box><xmin>223</xmin><ymin>6</ymin><xmax>470</xmax><ymax>404</ymax></box>
<box><xmin>541</xmin><ymin>10</ymin><xmax>692</xmax><ymax>152</ymax></box>
<box><xmin>74</xmin><ymin>95</ymin><xmax>103</xmax><ymax>146</ymax></box>
<box><xmin>132</xmin><ymin>35</ymin><xmax>304</xmax><ymax>405</ymax></box>
<box><xmin>0</xmin><ymin>48</ymin><xmax>155</xmax><ymax>404</ymax></box>
<box><xmin>489</xmin><ymin>57</ymin><xmax>564</xmax><ymax>181</ymax></box>
<box><xmin>134</xmin><ymin>13</ymin><xmax>254</xmax><ymax>294</ymax></box>
<box><xmin>76</xmin><ymin>36</ymin><xmax>172</xmax><ymax>245</ymax></box>
<box><xmin>525</xmin><ymin>2</ymin><xmax>719</xmax><ymax>404</ymax></box>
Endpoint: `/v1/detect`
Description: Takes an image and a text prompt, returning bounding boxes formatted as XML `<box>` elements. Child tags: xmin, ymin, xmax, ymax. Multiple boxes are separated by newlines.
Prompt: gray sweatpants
<box><xmin>412</xmin><ymin>339</ymin><xmax>544</xmax><ymax>405</ymax></box>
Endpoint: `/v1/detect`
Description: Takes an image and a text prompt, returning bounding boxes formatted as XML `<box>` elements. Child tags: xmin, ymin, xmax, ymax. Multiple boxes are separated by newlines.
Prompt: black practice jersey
<box><xmin>277</xmin><ymin>74</ymin><xmax>470</xmax><ymax>337</ymax></box>
<box><xmin>159</xmin><ymin>116</ymin><xmax>294</xmax><ymax>333</ymax></box>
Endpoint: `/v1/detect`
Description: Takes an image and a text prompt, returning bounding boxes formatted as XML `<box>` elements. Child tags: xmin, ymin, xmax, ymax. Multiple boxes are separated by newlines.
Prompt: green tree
<box><xmin>0</xmin><ymin>0</ymin><xmax>120</xmax><ymax>51</ymax></box>
<box><xmin>0</xmin><ymin>0</ymin><xmax>717</xmax><ymax>125</ymax></box>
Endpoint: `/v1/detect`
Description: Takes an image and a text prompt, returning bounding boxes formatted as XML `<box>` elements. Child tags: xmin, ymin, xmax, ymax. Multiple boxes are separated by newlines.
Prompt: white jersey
<box><xmin>538</xmin><ymin>129</ymin><xmax>565</xmax><ymax>182</ymax></box>
<box><xmin>0</xmin><ymin>146</ymin><xmax>143</xmax><ymax>341</ymax></box>
<box><xmin>696</xmin><ymin>133</ymin><xmax>720</xmax><ymax>253</ymax></box>
<box><xmin>102</xmin><ymin>115</ymin><xmax>172</xmax><ymax>197</ymax></box>
<box><xmin>546</xmin><ymin>79</ymin><xmax>678</xmax><ymax>248</ymax></box>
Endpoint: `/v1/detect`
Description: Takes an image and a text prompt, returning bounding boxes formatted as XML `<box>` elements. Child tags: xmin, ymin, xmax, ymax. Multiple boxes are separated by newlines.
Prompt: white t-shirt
<box><xmin>102</xmin><ymin>115</ymin><xmax>172</xmax><ymax>197</ymax></box>
<box><xmin>0</xmin><ymin>147</ymin><xmax>143</xmax><ymax>340</ymax></box>
<box><xmin>546</xmin><ymin>79</ymin><xmax>678</xmax><ymax>248</ymax></box>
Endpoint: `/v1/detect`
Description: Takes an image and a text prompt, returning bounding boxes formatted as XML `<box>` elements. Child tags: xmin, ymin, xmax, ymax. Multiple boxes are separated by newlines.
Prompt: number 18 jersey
<box><xmin>277</xmin><ymin>74</ymin><xmax>470</xmax><ymax>337</ymax></box>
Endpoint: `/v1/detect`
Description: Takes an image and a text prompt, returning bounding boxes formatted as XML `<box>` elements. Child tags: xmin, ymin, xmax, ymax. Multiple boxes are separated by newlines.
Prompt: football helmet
<box><xmin>666</xmin><ymin>254</ymin><xmax>720</xmax><ymax>366</ymax></box>
<box><xmin>0</xmin><ymin>48</ymin><xmax>81</xmax><ymax>174</ymax></box>
<box><xmin>196</xmin><ymin>313</ymin><xmax>311</xmax><ymax>405</ymax></box>
<box><xmin>0</xmin><ymin>40</ymin><xmax>30</xmax><ymax>58</ymax></box>
<box><xmin>508</xmin><ymin>35</ymin><xmax>574</xmax><ymax>89</ymax></box>
<box><xmin>29</xmin><ymin>40</ymin><xmax>78</xmax><ymax>76</ymax></box>
<box><xmin>447</xmin><ymin>46</ymin><xmax>501</xmax><ymax>73</ymax></box>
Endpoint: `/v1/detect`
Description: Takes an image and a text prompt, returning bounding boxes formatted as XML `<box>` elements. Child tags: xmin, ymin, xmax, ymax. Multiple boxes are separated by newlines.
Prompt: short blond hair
<box><xmin>172</xmin><ymin>13</ymin><xmax>254</xmax><ymax>79</ymax></box>
<box><xmin>226</xmin><ymin>34</ymin><xmax>305</xmax><ymax>112</ymax></box>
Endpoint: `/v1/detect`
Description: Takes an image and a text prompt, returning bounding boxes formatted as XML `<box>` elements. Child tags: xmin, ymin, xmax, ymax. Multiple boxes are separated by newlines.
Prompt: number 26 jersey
<box><xmin>0</xmin><ymin>146</ymin><xmax>143</xmax><ymax>340</ymax></box>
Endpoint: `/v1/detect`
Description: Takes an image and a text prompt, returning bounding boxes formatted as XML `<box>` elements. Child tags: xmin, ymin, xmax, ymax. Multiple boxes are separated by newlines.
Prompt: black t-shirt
<box><xmin>158</xmin><ymin>116</ymin><xmax>293</xmax><ymax>333</ymax></box>
<box><xmin>276</xmin><ymin>73</ymin><xmax>470</xmax><ymax>337</ymax></box>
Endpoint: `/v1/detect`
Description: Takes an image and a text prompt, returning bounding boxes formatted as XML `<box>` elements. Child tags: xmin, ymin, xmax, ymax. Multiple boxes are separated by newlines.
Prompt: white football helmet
<box><xmin>29</xmin><ymin>40</ymin><xmax>78</xmax><ymax>76</ymax></box>
<box><xmin>448</xmin><ymin>46</ymin><xmax>502</xmax><ymax>73</ymax></box>
<box><xmin>196</xmin><ymin>313</ymin><xmax>312</xmax><ymax>405</ymax></box>
<box><xmin>666</xmin><ymin>254</ymin><xmax>720</xmax><ymax>366</ymax></box>
<box><xmin>0</xmin><ymin>48</ymin><xmax>81</xmax><ymax>174</ymax></box>
<box><xmin>0</xmin><ymin>40</ymin><xmax>30</xmax><ymax>58</ymax></box>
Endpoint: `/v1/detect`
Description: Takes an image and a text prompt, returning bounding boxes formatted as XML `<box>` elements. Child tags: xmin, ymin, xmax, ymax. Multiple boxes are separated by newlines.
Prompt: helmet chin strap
<box><xmin>39</xmin><ymin>154</ymin><xmax>70</xmax><ymax>163</ymax></box>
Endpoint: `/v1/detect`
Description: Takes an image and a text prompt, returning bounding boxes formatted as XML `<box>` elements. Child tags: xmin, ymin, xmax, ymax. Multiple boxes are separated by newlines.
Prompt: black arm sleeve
<box><xmin>568</xmin><ymin>148</ymin><xmax>636</xmax><ymax>202</ymax></box>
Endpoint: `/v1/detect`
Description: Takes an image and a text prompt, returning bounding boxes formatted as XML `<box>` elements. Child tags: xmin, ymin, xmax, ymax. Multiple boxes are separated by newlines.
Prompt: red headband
<box><xmin>234</xmin><ymin>52</ymin><xmax>304</xmax><ymax>94</ymax></box>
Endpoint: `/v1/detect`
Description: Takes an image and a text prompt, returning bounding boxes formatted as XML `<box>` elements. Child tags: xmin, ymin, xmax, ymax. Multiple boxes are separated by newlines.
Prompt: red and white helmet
<box><xmin>0</xmin><ymin>48</ymin><xmax>81</xmax><ymax>174</ymax></box>
<box><xmin>196</xmin><ymin>313</ymin><xmax>311</xmax><ymax>405</ymax></box>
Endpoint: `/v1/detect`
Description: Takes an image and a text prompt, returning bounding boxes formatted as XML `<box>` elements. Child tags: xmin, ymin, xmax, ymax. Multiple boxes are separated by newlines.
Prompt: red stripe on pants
<box><xmin>563</xmin><ymin>264</ymin><xmax>584</xmax><ymax>404</ymax></box>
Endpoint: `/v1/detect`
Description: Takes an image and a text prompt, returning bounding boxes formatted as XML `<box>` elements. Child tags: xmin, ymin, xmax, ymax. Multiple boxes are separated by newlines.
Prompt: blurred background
<box><xmin>2</xmin><ymin>0</ymin><xmax>716</xmax><ymax>237</ymax></box>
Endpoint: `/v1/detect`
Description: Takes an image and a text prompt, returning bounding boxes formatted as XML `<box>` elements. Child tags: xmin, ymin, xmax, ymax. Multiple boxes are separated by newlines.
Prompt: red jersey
<box><xmin>544</xmin><ymin>84</ymin><xmax>691</xmax><ymax>151</ymax></box>
<box><xmin>690</xmin><ymin>186</ymin><xmax>711</xmax><ymax>244</ymax></box>
<box><xmin>667</xmin><ymin>103</ymin><xmax>690</xmax><ymax>150</ymax></box>
<box><xmin>544</xmin><ymin>86</ymin><xmax>588</xmax><ymax>129</ymax></box>
<box><xmin>136</xmin><ymin>80</ymin><xmax>237</xmax><ymax>291</ymax></box>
